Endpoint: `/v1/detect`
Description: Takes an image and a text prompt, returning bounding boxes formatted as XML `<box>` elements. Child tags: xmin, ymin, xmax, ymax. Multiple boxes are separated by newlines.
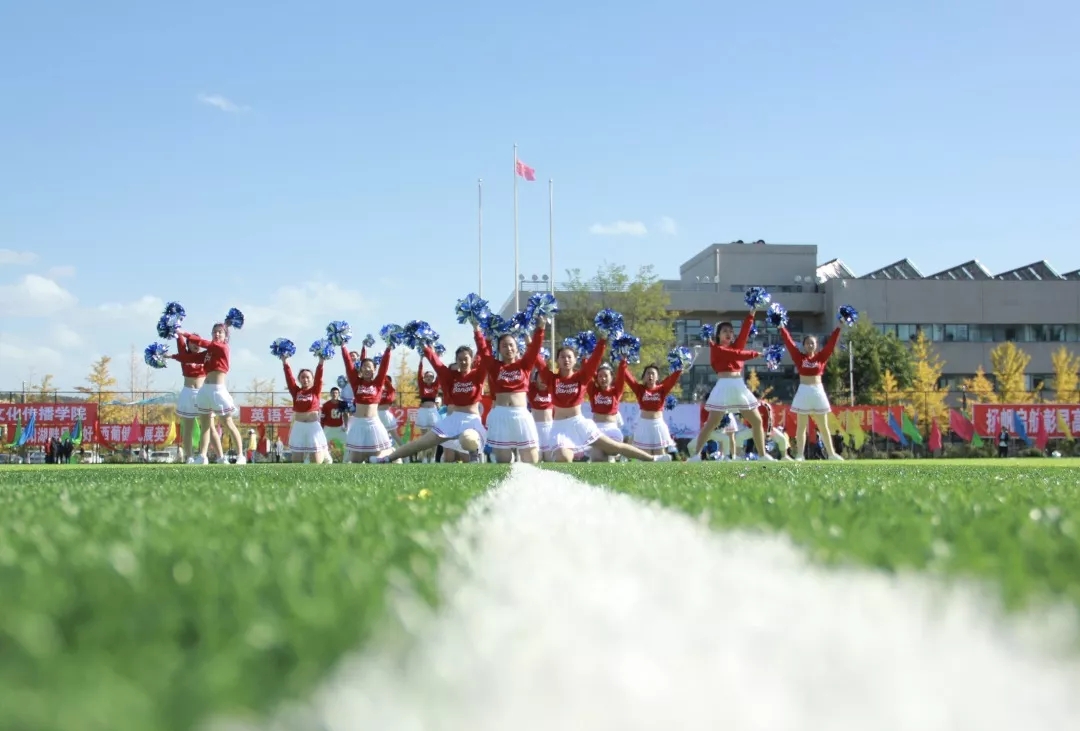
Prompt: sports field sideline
<box><xmin>2</xmin><ymin>460</ymin><xmax>1079</xmax><ymax>730</ymax></box>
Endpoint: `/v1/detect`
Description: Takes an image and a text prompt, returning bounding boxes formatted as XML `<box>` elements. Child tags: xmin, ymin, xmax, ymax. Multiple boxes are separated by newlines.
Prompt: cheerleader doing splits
<box><xmin>780</xmin><ymin>325</ymin><xmax>844</xmax><ymax>460</ymax></box>
<box><xmin>528</xmin><ymin>366</ymin><xmax>554</xmax><ymax>456</ymax></box>
<box><xmin>756</xmin><ymin>395</ymin><xmax>792</xmax><ymax>460</ymax></box>
<box><xmin>180</xmin><ymin>323</ymin><xmax>246</xmax><ymax>464</ymax></box>
<box><xmin>171</xmin><ymin>333</ymin><xmax>225</xmax><ymax>463</ymax></box>
<box><xmin>477</xmin><ymin>323</ymin><xmax>546</xmax><ymax>464</ymax></box>
<box><xmin>414</xmin><ymin>362</ymin><xmax>442</xmax><ymax>463</ymax></box>
<box><xmin>281</xmin><ymin>353</ymin><xmax>330</xmax><ymax>464</ymax></box>
<box><xmin>619</xmin><ymin>360</ymin><xmax>683</xmax><ymax>456</ymax></box>
<box><xmin>542</xmin><ymin>340</ymin><xmax>670</xmax><ymax>463</ymax></box>
<box><xmin>371</xmin><ymin>325</ymin><xmax>488</xmax><ymax>464</ymax></box>
<box><xmin>587</xmin><ymin>363</ymin><xmax>625</xmax><ymax>462</ymax></box>
<box><xmin>341</xmin><ymin>344</ymin><xmax>394</xmax><ymax>463</ymax></box>
<box><xmin>689</xmin><ymin>310</ymin><xmax>772</xmax><ymax>461</ymax></box>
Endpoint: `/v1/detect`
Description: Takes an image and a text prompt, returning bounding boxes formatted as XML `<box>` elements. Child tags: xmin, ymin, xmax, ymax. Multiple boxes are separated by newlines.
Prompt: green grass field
<box><xmin>1</xmin><ymin>461</ymin><xmax>1078</xmax><ymax>731</ymax></box>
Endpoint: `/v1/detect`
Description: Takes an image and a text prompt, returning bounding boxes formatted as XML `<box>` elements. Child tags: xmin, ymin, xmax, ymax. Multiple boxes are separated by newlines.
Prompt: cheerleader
<box><xmin>341</xmin><ymin>344</ymin><xmax>394</xmax><ymax>463</ymax></box>
<box><xmin>755</xmin><ymin>393</ymin><xmax>793</xmax><ymax>461</ymax></box>
<box><xmin>281</xmin><ymin>353</ymin><xmax>330</xmax><ymax>464</ymax></box>
<box><xmin>378</xmin><ymin>376</ymin><xmax>399</xmax><ymax>447</ymax></box>
<box><xmin>320</xmin><ymin>386</ymin><xmax>348</xmax><ymax>451</ymax></box>
<box><xmin>180</xmin><ymin>323</ymin><xmax>246</xmax><ymax>464</ymax></box>
<box><xmin>618</xmin><ymin>360</ymin><xmax>683</xmax><ymax>456</ymax></box>
<box><xmin>371</xmin><ymin>326</ymin><xmax>489</xmax><ymax>464</ymax></box>
<box><xmin>340</xmin><ymin>350</ymin><xmax>361</xmax><ymax>402</ymax></box>
<box><xmin>689</xmin><ymin>310</ymin><xmax>771</xmax><ymax>461</ymax></box>
<box><xmin>528</xmin><ymin>366</ymin><xmax>554</xmax><ymax>455</ymax></box>
<box><xmin>587</xmin><ymin>363</ymin><xmax>626</xmax><ymax>461</ymax></box>
<box><xmin>415</xmin><ymin>362</ymin><xmax>442</xmax><ymax>463</ymax></box>
<box><xmin>475</xmin><ymin>324</ymin><xmax>546</xmax><ymax>464</ymax></box>
<box><xmin>542</xmin><ymin>340</ymin><xmax>670</xmax><ymax>463</ymax></box>
<box><xmin>170</xmin><ymin>333</ymin><xmax>225</xmax><ymax>464</ymax></box>
<box><xmin>719</xmin><ymin>413</ymin><xmax>739</xmax><ymax>459</ymax></box>
<box><xmin>780</xmin><ymin>325</ymin><xmax>844</xmax><ymax>460</ymax></box>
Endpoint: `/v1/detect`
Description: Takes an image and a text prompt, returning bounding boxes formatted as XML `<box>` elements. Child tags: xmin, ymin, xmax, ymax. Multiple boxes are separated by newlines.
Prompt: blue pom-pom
<box><xmin>163</xmin><ymin>301</ymin><xmax>186</xmax><ymax>319</ymax></box>
<box><xmin>527</xmin><ymin>292</ymin><xmax>559</xmax><ymax>325</ymax></box>
<box><xmin>748</xmin><ymin>322</ymin><xmax>759</xmax><ymax>339</ymax></box>
<box><xmin>667</xmin><ymin>346</ymin><xmax>694</xmax><ymax>372</ymax></box>
<box><xmin>704</xmin><ymin>439</ymin><xmax>720</xmax><ymax>455</ymax></box>
<box><xmin>310</xmin><ymin>338</ymin><xmax>335</xmax><ymax>360</ymax></box>
<box><xmin>700</xmin><ymin>323</ymin><xmax>715</xmax><ymax>343</ymax></box>
<box><xmin>664</xmin><ymin>395</ymin><xmax>678</xmax><ymax>411</ymax></box>
<box><xmin>611</xmin><ymin>334</ymin><xmax>641</xmax><ymax>364</ymax></box>
<box><xmin>326</xmin><ymin>321</ymin><xmax>352</xmax><ymax>346</ymax></box>
<box><xmin>483</xmin><ymin>314</ymin><xmax>513</xmax><ymax>341</ymax></box>
<box><xmin>363</xmin><ymin>334</ymin><xmax>375</xmax><ymax>349</ymax></box>
<box><xmin>763</xmin><ymin>343</ymin><xmax>785</xmax><ymax>371</ymax></box>
<box><xmin>765</xmin><ymin>303</ymin><xmax>788</xmax><ymax>329</ymax></box>
<box><xmin>510</xmin><ymin>311</ymin><xmax>531</xmax><ymax>335</ymax></box>
<box><xmin>516</xmin><ymin>335</ymin><xmax>527</xmax><ymax>355</ymax></box>
<box><xmin>434</xmin><ymin>343</ymin><xmax>447</xmax><ymax>356</ymax></box>
<box><xmin>575</xmin><ymin>331</ymin><xmax>598</xmax><ymax>356</ymax></box>
<box><xmin>225</xmin><ymin>307</ymin><xmax>244</xmax><ymax>330</ymax></box>
<box><xmin>372</xmin><ymin>354</ymin><xmax>383</xmax><ymax>367</ymax></box>
<box><xmin>143</xmin><ymin>343</ymin><xmax>168</xmax><ymax>369</ymax></box>
<box><xmin>403</xmin><ymin>320</ymin><xmax>439</xmax><ymax>350</ymax></box>
<box><xmin>538</xmin><ymin>346</ymin><xmax>551</xmax><ymax>362</ymax></box>
<box><xmin>336</xmin><ymin>375</ymin><xmax>348</xmax><ymax>389</ymax></box>
<box><xmin>744</xmin><ymin>286</ymin><xmax>772</xmax><ymax>310</ymax></box>
<box><xmin>342</xmin><ymin>399</ymin><xmax>356</xmax><ymax>415</ymax></box>
<box><xmin>837</xmin><ymin>305</ymin><xmax>859</xmax><ymax>327</ymax></box>
<box><xmin>719</xmin><ymin>413</ymin><xmax>733</xmax><ymax>429</ymax></box>
<box><xmin>455</xmin><ymin>293</ymin><xmax>491</xmax><ymax>326</ymax></box>
<box><xmin>270</xmin><ymin>338</ymin><xmax>296</xmax><ymax>359</ymax></box>
<box><xmin>594</xmin><ymin>309</ymin><xmax>625</xmax><ymax>339</ymax></box>
<box><xmin>156</xmin><ymin>314</ymin><xmax>181</xmax><ymax>340</ymax></box>
<box><xmin>561</xmin><ymin>336</ymin><xmax>578</xmax><ymax>351</ymax></box>
<box><xmin>379</xmin><ymin>324</ymin><xmax>405</xmax><ymax>348</ymax></box>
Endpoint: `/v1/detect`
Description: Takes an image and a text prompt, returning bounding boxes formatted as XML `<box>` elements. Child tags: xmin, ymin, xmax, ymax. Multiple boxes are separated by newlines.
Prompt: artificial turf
<box><xmin>551</xmin><ymin>460</ymin><xmax>1080</xmax><ymax>613</ymax></box>
<box><xmin>0</xmin><ymin>464</ymin><xmax>505</xmax><ymax>731</ymax></box>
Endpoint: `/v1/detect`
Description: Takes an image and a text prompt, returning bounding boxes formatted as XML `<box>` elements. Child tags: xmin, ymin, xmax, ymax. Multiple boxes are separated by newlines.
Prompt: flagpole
<box><xmin>548</xmin><ymin>178</ymin><xmax>555</xmax><ymax>354</ymax></box>
<box><xmin>849</xmin><ymin>344</ymin><xmax>855</xmax><ymax>406</ymax></box>
<box><xmin>478</xmin><ymin>178</ymin><xmax>483</xmax><ymax>297</ymax></box>
<box><xmin>513</xmin><ymin>143</ymin><xmax>520</xmax><ymax>311</ymax></box>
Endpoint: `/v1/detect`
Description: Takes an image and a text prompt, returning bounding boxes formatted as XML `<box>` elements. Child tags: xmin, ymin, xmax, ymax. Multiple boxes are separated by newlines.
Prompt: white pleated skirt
<box><xmin>432</xmin><ymin>411</ymin><xmax>487</xmax><ymax>443</ymax></box>
<box><xmin>633</xmin><ymin>417</ymin><xmax>674</xmax><ymax>450</ymax></box>
<box><xmin>177</xmin><ymin>386</ymin><xmax>199</xmax><ymax>419</ymax></box>
<box><xmin>705</xmin><ymin>377</ymin><xmax>759</xmax><ymax>412</ymax></box>
<box><xmin>790</xmin><ymin>383</ymin><xmax>832</xmax><ymax>415</ymax></box>
<box><xmin>486</xmin><ymin>405</ymin><xmax>540</xmax><ymax>449</ymax></box>
<box><xmin>195</xmin><ymin>383</ymin><xmax>237</xmax><ymax>417</ymax></box>
<box><xmin>415</xmin><ymin>405</ymin><xmax>441</xmax><ymax>429</ymax></box>
<box><xmin>548</xmin><ymin>415</ymin><xmax>602</xmax><ymax>455</ymax></box>
<box><xmin>346</xmin><ymin>416</ymin><xmax>392</xmax><ymax>453</ymax></box>
<box><xmin>379</xmin><ymin>408</ymin><xmax>398</xmax><ymax>430</ymax></box>
<box><xmin>535</xmin><ymin>420</ymin><xmax>554</xmax><ymax>452</ymax></box>
<box><xmin>594</xmin><ymin>420</ymin><xmax>623</xmax><ymax>444</ymax></box>
<box><xmin>289</xmin><ymin>420</ymin><xmax>329</xmax><ymax>454</ymax></box>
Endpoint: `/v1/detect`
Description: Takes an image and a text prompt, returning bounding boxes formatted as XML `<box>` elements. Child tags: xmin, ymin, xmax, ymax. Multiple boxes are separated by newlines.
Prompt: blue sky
<box><xmin>1</xmin><ymin>0</ymin><xmax>1077</xmax><ymax>393</ymax></box>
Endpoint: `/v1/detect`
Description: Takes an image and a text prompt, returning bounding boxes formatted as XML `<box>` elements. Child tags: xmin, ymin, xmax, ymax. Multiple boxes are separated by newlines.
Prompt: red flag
<box><xmin>872</xmin><ymin>409</ymin><xmax>900</xmax><ymax>442</ymax></box>
<box><xmin>515</xmin><ymin>160</ymin><xmax>536</xmax><ymax>181</ymax></box>
<box><xmin>257</xmin><ymin>423</ymin><xmax>267</xmax><ymax>455</ymax></box>
<box><xmin>948</xmin><ymin>408</ymin><xmax>974</xmax><ymax>442</ymax></box>
<box><xmin>124</xmin><ymin>415</ymin><xmax>143</xmax><ymax>446</ymax></box>
<box><xmin>929</xmin><ymin>419</ymin><xmax>943</xmax><ymax>452</ymax></box>
<box><xmin>1035</xmin><ymin>413</ymin><xmax>1049</xmax><ymax>451</ymax></box>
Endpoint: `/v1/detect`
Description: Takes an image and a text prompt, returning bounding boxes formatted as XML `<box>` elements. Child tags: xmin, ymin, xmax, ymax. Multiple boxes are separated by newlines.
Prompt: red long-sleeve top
<box><xmin>538</xmin><ymin>340</ymin><xmax>608</xmax><ymax>408</ymax></box>
<box><xmin>527</xmin><ymin>381</ymin><xmax>553</xmax><ymax>411</ymax></box>
<box><xmin>417</xmin><ymin>361</ymin><xmax>440</xmax><ymax>402</ymax></box>
<box><xmin>171</xmin><ymin>334</ymin><xmax>206</xmax><ymax>378</ymax></box>
<box><xmin>380</xmin><ymin>380</ymin><xmax>396</xmax><ymax>407</ymax></box>
<box><xmin>342</xmin><ymin>346</ymin><xmax>392</xmax><ymax>405</ymax></box>
<box><xmin>619</xmin><ymin>361</ymin><xmax>682</xmax><ymax>413</ymax></box>
<box><xmin>708</xmin><ymin>312</ymin><xmax>759</xmax><ymax>374</ymax></box>
<box><xmin>587</xmin><ymin>367</ymin><xmax>627</xmax><ymax>416</ymax></box>
<box><xmin>475</xmin><ymin>326</ymin><xmax>546</xmax><ymax>395</ymax></box>
<box><xmin>423</xmin><ymin>340</ymin><xmax>487</xmax><ymax>407</ymax></box>
<box><xmin>780</xmin><ymin>327</ymin><xmax>841</xmax><ymax>376</ymax></box>
<box><xmin>182</xmin><ymin>333</ymin><xmax>230</xmax><ymax>374</ymax></box>
<box><xmin>284</xmin><ymin>360</ymin><xmax>324</xmax><ymax>413</ymax></box>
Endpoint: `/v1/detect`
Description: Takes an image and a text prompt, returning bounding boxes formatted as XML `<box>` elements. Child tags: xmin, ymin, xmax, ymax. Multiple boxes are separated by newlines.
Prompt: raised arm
<box><xmin>473</xmin><ymin>326</ymin><xmax>492</xmax><ymax>361</ymax></box>
<box><xmin>182</xmin><ymin>332</ymin><xmax>212</xmax><ymax>348</ymax></box>
<box><xmin>518</xmin><ymin>325</ymin><xmax>546</xmax><ymax>370</ymax></box>
<box><xmin>657</xmin><ymin>368</ymin><xmax>683</xmax><ymax>396</ymax></box>
<box><xmin>282</xmin><ymin>360</ymin><xmax>299</xmax><ymax>398</ymax></box>
<box><xmin>170</xmin><ymin>350</ymin><xmax>203</xmax><ymax>364</ymax></box>
<box><xmin>577</xmin><ymin>339</ymin><xmax>608</xmax><ymax>382</ymax></box>
<box><xmin>416</xmin><ymin>359</ymin><xmax>424</xmax><ymax>389</ymax></box>
<box><xmin>618</xmin><ymin>359</ymin><xmax>646</xmax><ymax>400</ymax></box>
<box><xmin>372</xmin><ymin>347</ymin><xmax>392</xmax><ymax>390</ymax></box>
<box><xmin>816</xmin><ymin>327</ymin><xmax>842</xmax><ymax>363</ymax></box>
<box><xmin>342</xmin><ymin>346</ymin><xmax>361</xmax><ymax>390</ymax></box>
<box><xmin>733</xmin><ymin>312</ymin><xmax>756</xmax><ymax>350</ymax></box>
<box><xmin>779</xmin><ymin>327</ymin><xmax>803</xmax><ymax>364</ymax></box>
<box><xmin>723</xmin><ymin>346</ymin><xmax>760</xmax><ymax>360</ymax></box>
<box><xmin>613</xmin><ymin>361</ymin><xmax>628</xmax><ymax>399</ymax></box>
<box><xmin>312</xmin><ymin>360</ymin><xmax>325</xmax><ymax>396</ymax></box>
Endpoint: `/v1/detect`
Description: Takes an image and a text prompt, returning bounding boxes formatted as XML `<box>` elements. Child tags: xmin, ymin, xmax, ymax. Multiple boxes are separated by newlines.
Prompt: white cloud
<box><xmin>196</xmin><ymin>93</ymin><xmax>249</xmax><ymax>113</ymax></box>
<box><xmin>588</xmin><ymin>221</ymin><xmax>648</xmax><ymax>237</ymax></box>
<box><xmin>239</xmin><ymin>281</ymin><xmax>375</xmax><ymax>332</ymax></box>
<box><xmin>0</xmin><ymin>249</ymin><xmax>39</xmax><ymax>266</ymax></box>
<box><xmin>0</xmin><ymin>274</ymin><xmax>77</xmax><ymax>316</ymax></box>
<box><xmin>0</xmin><ymin>335</ymin><xmax>64</xmax><ymax>378</ymax></box>
<box><xmin>94</xmin><ymin>295</ymin><xmax>166</xmax><ymax>326</ymax></box>
<box><xmin>658</xmin><ymin>216</ymin><xmax>678</xmax><ymax>236</ymax></box>
<box><xmin>51</xmin><ymin>324</ymin><xmax>84</xmax><ymax>349</ymax></box>
<box><xmin>47</xmin><ymin>265</ymin><xmax>76</xmax><ymax>279</ymax></box>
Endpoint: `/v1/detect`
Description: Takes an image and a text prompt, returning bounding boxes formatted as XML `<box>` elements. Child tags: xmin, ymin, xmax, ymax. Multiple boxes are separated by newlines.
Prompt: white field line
<box><xmin>218</xmin><ymin>464</ymin><xmax>1080</xmax><ymax>731</ymax></box>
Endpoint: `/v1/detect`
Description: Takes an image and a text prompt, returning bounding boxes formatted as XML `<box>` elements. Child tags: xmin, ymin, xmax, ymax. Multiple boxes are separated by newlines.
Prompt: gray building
<box><xmin>501</xmin><ymin>241</ymin><xmax>1080</xmax><ymax>401</ymax></box>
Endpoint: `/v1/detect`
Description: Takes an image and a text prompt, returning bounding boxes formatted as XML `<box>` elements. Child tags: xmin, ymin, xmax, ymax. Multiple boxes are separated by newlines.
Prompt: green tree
<box><xmin>990</xmin><ymin>341</ymin><xmax>1032</xmax><ymax>403</ymax></box>
<box><xmin>1051</xmin><ymin>346</ymin><xmax>1080</xmax><ymax>403</ymax></box>
<box><xmin>557</xmin><ymin>262</ymin><xmax>677</xmax><ymax>389</ymax></box>
<box><xmin>905</xmin><ymin>330</ymin><xmax>949</xmax><ymax>433</ymax></box>
<box><xmin>824</xmin><ymin>320</ymin><xmax>914</xmax><ymax>405</ymax></box>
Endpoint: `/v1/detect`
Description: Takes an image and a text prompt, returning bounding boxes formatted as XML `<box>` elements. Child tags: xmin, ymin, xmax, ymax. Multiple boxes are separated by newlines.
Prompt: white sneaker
<box><xmin>828</xmin><ymin>454</ymin><xmax>845</xmax><ymax>461</ymax></box>
<box><xmin>795</xmin><ymin>456</ymin><xmax>805</xmax><ymax>462</ymax></box>
<box><xmin>235</xmin><ymin>455</ymin><xmax>247</xmax><ymax>465</ymax></box>
<box><xmin>368</xmin><ymin>456</ymin><xmax>388</xmax><ymax>464</ymax></box>
<box><xmin>653</xmin><ymin>454</ymin><xmax>673</xmax><ymax>462</ymax></box>
<box><xmin>186</xmin><ymin>457</ymin><xmax>195</xmax><ymax>464</ymax></box>
<box><xmin>193</xmin><ymin>455</ymin><xmax>207</xmax><ymax>465</ymax></box>
<box><xmin>687</xmin><ymin>454</ymin><xmax>702</xmax><ymax>463</ymax></box>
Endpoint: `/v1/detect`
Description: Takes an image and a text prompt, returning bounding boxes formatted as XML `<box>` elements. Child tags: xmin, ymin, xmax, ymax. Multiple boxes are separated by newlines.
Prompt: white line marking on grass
<box><xmin>225</xmin><ymin>464</ymin><xmax>1080</xmax><ymax>731</ymax></box>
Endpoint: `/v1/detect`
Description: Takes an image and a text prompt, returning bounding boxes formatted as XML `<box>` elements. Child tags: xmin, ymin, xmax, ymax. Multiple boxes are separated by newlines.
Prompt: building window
<box><xmin>673</xmin><ymin>319</ymin><xmax>701</xmax><ymax>347</ymax></box>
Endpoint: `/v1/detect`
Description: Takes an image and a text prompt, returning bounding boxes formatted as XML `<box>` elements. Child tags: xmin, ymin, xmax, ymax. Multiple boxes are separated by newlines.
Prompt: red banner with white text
<box><xmin>971</xmin><ymin>403</ymin><xmax>1080</xmax><ymax>438</ymax></box>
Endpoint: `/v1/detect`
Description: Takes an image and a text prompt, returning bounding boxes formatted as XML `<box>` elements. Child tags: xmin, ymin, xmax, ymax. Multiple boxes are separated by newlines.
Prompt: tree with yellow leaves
<box><xmin>394</xmin><ymin>357</ymin><xmax>420</xmax><ymax>407</ymax></box>
<box><xmin>962</xmin><ymin>367</ymin><xmax>997</xmax><ymax>404</ymax></box>
<box><xmin>1051</xmin><ymin>346</ymin><xmax>1080</xmax><ymax>403</ymax></box>
<box><xmin>990</xmin><ymin>341</ymin><xmax>1032</xmax><ymax>403</ymax></box>
<box><xmin>745</xmin><ymin>368</ymin><xmax>774</xmax><ymax>402</ymax></box>
<box><xmin>75</xmin><ymin>356</ymin><xmax>125</xmax><ymax>422</ymax></box>
<box><xmin>873</xmin><ymin>369</ymin><xmax>904</xmax><ymax>406</ymax></box>
<box><xmin>905</xmin><ymin>330</ymin><xmax>949</xmax><ymax>433</ymax></box>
